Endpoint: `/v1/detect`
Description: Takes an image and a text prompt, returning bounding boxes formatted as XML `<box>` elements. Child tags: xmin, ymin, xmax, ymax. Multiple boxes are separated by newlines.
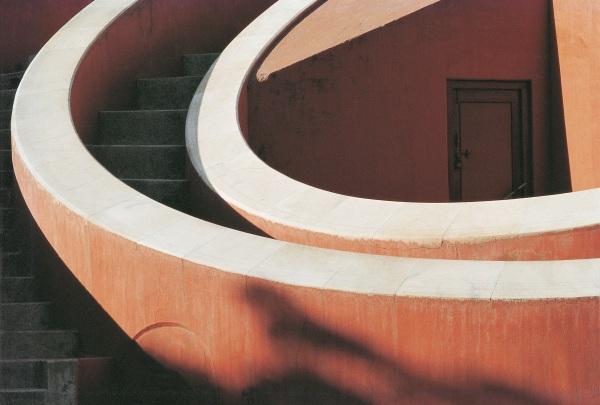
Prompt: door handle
<box><xmin>503</xmin><ymin>183</ymin><xmax>527</xmax><ymax>199</ymax></box>
<box><xmin>454</xmin><ymin>154</ymin><xmax>462</xmax><ymax>169</ymax></box>
<box><xmin>454</xmin><ymin>150</ymin><xmax>470</xmax><ymax>169</ymax></box>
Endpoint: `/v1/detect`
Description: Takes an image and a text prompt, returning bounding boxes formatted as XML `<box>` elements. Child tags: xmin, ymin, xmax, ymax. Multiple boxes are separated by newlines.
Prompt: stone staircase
<box><xmin>1</xmin><ymin>64</ymin><xmax>203</xmax><ymax>403</ymax></box>
<box><xmin>0</xmin><ymin>66</ymin><xmax>85</xmax><ymax>404</ymax></box>
<box><xmin>87</xmin><ymin>53</ymin><xmax>219</xmax><ymax>213</ymax></box>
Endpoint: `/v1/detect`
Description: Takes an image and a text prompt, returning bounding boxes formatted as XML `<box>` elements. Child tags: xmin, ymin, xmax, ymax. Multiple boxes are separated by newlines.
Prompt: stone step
<box><xmin>0</xmin><ymin>110</ymin><xmax>11</xmax><ymax>130</ymax></box>
<box><xmin>136</xmin><ymin>76</ymin><xmax>202</xmax><ymax>110</ymax></box>
<box><xmin>0</xmin><ymin>88</ymin><xmax>16</xmax><ymax>110</ymax></box>
<box><xmin>0</xmin><ymin>360</ymin><xmax>47</xmax><ymax>389</ymax></box>
<box><xmin>1</xmin><ymin>187</ymin><xmax>14</xmax><ymax>208</ymax></box>
<box><xmin>123</xmin><ymin>179</ymin><xmax>190</xmax><ymax>212</ymax></box>
<box><xmin>1</xmin><ymin>330</ymin><xmax>79</xmax><ymax>359</ymax></box>
<box><xmin>81</xmin><ymin>390</ymin><xmax>200</xmax><ymax>405</ymax></box>
<box><xmin>1</xmin><ymin>149</ymin><xmax>12</xmax><ymax>170</ymax></box>
<box><xmin>1</xmin><ymin>128</ymin><xmax>11</xmax><ymax>149</ymax></box>
<box><xmin>1</xmin><ymin>358</ymin><xmax>117</xmax><ymax>405</ymax></box>
<box><xmin>98</xmin><ymin>110</ymin><xmax>187</xmax><ymax>145</ymax></box>
<box><xmin>182</xmin><ymin>53</ymin><xmax>219</xmax><ymax>77</ymax></box>
<box><xmin>87</xmin><ymin>145</ymin><xmax>186</xmax><ymax>180</ymax></box>
<box><xmin>0</xmin><ymin>71</ymin><xmax>24</xmax><ymax>91</ymax></box>
<box><xmin>1</xmin><ymin>228</ymin><xmax>23</xmax><ymax>253</ymax></box>
<box><xmin>1</xmin><ymin>253</ymin><xmax>31</xmax><ymax>277</ymax></box>
<box><xmin>0</xmin><ymin>170</ymin><xmax>13</xmax><ymax>189</ymax></box>
<box><xmin>0</xmin><ymin>388</ymin><xmax>46</xmax><ymax>405</ymax></box>
<box><xmin>1</xmin><ymin>277</ymin><xmax>35</xmax><ymax>303</ymax></box>
<box><xmin>1</xmin><ymin>207</ymin><xmax>16</xmax><ymax>229</ymax></box>
<box><xmin>0</xmin><ymin>302</ymin><xmax>54</xmax><ymax>331</ymax></box>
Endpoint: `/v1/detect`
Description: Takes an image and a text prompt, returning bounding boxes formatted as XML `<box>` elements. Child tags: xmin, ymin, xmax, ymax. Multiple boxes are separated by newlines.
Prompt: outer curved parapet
<box><xmin>12</xmin><ymin>0</ymin><xmax>600</xmax><ymax>402</ymax></box>
<box><xmin>195</xmin><ymin>0</ymin><xmax>600</xmax><ymax>261</ymax></box>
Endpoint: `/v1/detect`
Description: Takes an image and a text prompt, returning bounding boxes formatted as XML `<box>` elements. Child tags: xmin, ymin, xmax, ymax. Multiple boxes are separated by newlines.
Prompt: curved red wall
<box><xmin>248</xmin><ymin>0</ymin><xmax>563</xmax><ymax>202</ymax></box>
<box><xmin>71</xmin><ymin>0</ymin><xmax>275</xmax><ymax>144</ymax></box>
<box><xmin>39</xmin><ymin>0</ymin><xmax>276</xmax><ymax>389</ymax></box>
<box><xmin>553</xmin><ymin>0</ymin><xmax>600</xmax><ymax>191</ymax></box>
<box><xmin>0</xmin><ymin>0</ymin><xmax>93</xmax><ymax>71</ymax></box>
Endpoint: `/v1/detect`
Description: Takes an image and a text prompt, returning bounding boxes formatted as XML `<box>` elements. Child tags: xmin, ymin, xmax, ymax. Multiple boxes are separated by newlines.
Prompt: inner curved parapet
<box><xmin>11</xmin><ymin>0</ymin><xmax>600</xmax><ymax>402</ymax></box>
<box><xmin>195</xmin><ymin>0</ymin><xmax>600</xmax><ymax>261</ymax></box>
<box><xmin>251</xmin><ymin>0</ymin><xmax>566</xmax><ymax>203</ymax></box>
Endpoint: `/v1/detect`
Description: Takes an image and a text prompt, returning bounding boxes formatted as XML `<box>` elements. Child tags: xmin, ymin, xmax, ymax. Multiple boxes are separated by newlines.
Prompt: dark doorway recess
<box><xmin>447</xmin><ymin>80</ymin><xmax>532</xmax><ymax>202</ymax></box>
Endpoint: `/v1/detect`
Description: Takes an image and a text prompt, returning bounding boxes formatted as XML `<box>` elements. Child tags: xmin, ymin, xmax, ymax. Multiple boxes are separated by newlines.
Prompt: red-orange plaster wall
<box><xmin>14</xmin><ymin>138</ymin><xmax>600</xmax><ymax>401</ymax></box>
<box><xmin>553</xmin><ymin>0</ymin><xmax>600</xmax><ymax>191</ymax></box>
<box><xmin>13</xmin><ymin>141</ymin><xmax>600</xmax><ymax>401</ymax></box>
<box><xmin>248</xmin><ymin>0</ymin><xmax>559</xmax><ymax>202</ymax></box>
<box><xmin>0</xmin><ymin>0</ymin><xmax>93</xmax><ymax>71</ymax></box>
<box><xmin>257</xmin><ymin>0</ymin><xmax>440</xmax><ymax>75</ymax></box>
<box><xmin>71</xmin><ymin>0</ymin><xmax>276</xmax><ymax>144</ymax></box>
<box><xmin>14</xmin><ymin>0</ymin><xmax>600</xmax><ymax>401</ymax></box>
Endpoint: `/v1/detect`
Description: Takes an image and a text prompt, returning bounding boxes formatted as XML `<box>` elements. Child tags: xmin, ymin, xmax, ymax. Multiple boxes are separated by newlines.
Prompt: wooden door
<box><xmin>447</xmin><ymin>81</ymin><xmax>531</xmax><ymax>202</ymax></box>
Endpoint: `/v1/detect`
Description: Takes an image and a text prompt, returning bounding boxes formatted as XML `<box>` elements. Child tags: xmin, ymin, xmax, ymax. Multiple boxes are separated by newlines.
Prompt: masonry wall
<box><xmin>22</xmin><ymin>0</ymin><xmax>276</xmax><ymax>390</ymax></box>
<box><xmin>553</xmin><ymin>0</ymin><xmax>600</xmax><ymax>191</ymax></box>
<box><xmin>71</xmin><ymin>0</ymin><xmax>276</xmax><ymax>144</ymax></box>
<box><xmin>0</xmin><ymin>0</ymin><xmax>93</xmax><ymax>71</ymax></box>
<box><xmin>248</xmin><ymin>0</ymin><xmax>563</xmax><ymax>202</ymax></box>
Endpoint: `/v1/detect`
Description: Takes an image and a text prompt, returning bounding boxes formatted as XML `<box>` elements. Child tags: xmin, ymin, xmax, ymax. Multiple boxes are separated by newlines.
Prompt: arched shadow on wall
<box><xmin>20</xmin><ymin>187</ymin><xmax>560</xmax><ymax>405</ymax></box>
<box><xmin>241</xmin><ymin>284</ymin><xmax>558</xmax><ymax>405</ymax></box>
<box><xmin>18</xmin><ymin>176</ymin><xmax>560</xmax><ymax>404</ymax></box>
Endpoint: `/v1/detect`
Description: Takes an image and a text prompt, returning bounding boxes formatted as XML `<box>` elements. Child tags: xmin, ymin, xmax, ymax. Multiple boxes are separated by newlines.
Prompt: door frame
<box><xmin>447</xmin><ymin>80</ymin><xmax>532</xmax><ymax>202</ymax></box>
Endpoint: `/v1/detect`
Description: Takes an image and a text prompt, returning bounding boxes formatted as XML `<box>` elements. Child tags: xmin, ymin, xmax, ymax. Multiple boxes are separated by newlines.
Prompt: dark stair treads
<box><xmin>87</xmin><ymin>145</ymin><xmax>186</xmax><ymax>180</ymax></box>
<box><xmin>2</xmin><ymin>253</ymin><xmax>31</xmax><ymax>277</ymax></box>
<box><xmin>1</xmin><ymin>277</ymin><xmax>35</xmax><ymax>303</ymax></box>
<box><xmin>123</xmin><ymin>179</ymin><xmax>190</xmax><ymax>211</ymax></box>
<box><xmin>1</xmin><ymin>149</ymin><xmax>12</xmax><ymax>170</ymax></box>
<box><xmin>1</xmin><ymin>302</ymin><xmax>54</xmax><ymax>331</ymax></box>
<box><xmin>0</xmin><ymin>388</ymin><xmax>47</xmax><ymax>405</ymax></box>
<box><xmin>1</xmin><ymin>330</ymin><xmax>79</xmax><ymax>359</ymax></box>
<box><xmin>82</xmin><ymin>390</ymin><xmax>199</xmax><ymax>405</ymax></box>
<box><xmin>1</xmin><ymin>228</ymin><xmax>23</xmax><ymax>253</ymax></box>
<box><xmin>98</xmin><ymin>110</ymin><xmax>187</xmax><ymax>145</ymax></box>
<box><xmin>0</xmin><ymin>88</ymin><xmax>16</xmax><ymax>109</ymax></box>
<box><xmin>136</xmin><ymin>76</ymin><xmax>203</xmax><ymax>110</ymax></box>
<box><xmin>0</xmin><ymin>360</ymin><xmax>47</xmax><ymax>389</ymax></box>
<box><xmin>0</xmin><ymin>71</ymin><xmax>24</xmax><ymax>91</ymax></box>
<box><xmin>0</xmin><ymin>110</ymin><xmax>11</xmax><ymax>130</ymax></box>
<box><xmin>1</xmin><ymin>207</ymin><xmax>16</xmax><ymax>228</ymax></box>
<box><xmin>0</xmin><ymin>170</ymin><xmax>13</xmax><ymax>189</ymax></box>
<box><xmin>1</xmin><ymin>187</ymin><xmax>14</xmax><ymax>207</ymax></box>
<box><xmin>182</xmin><ymin>53</ymin><xmax>219</xmax><ymax>77</ymax></box>
<box><xmin>1</xmin><ymin>128</ymin><xmax>11</xmax><ymax>149</ymax></box>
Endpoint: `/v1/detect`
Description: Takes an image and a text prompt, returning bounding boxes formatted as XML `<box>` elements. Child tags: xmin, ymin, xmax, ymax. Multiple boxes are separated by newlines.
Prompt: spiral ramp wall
<box><xmin>8</xmin><ymin>0</ymin><xmax>600</xmax><ymax>403</ymax></box>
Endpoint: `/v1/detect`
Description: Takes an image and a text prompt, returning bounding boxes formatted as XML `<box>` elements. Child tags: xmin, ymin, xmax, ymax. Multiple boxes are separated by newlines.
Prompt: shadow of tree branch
<box><xmin>243</xmin><ymin>284</ymin><xmax>558</xmax><ymax>405</ymax></box>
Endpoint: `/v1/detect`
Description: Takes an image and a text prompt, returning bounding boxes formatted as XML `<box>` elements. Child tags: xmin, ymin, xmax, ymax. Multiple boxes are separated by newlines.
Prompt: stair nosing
<box><xmin>87</xmin><ymin>144</ymin><xmax>185</xmax><ymax>148</ymax></box>
<box><xmin>1</xmin><ymin>330</ymin><xmax>79</xmax><ymax>334</ymax></box>
<box><xmin>0</xmin><ymin>388</ymin><xmax>47</xmax><ymax>392</ymax></box>
<box><xmin>100</xmin><ymin>108</ymin><xmax>188</xmax><ymax>113</ymax></box>
<box><xmin>137</xmin><ymin>75</ymin><xmax>203</xmax><ymax>82</ymax></box>
<box><xmin>121</xmin><ymin>178</ymin><xmax>188</xmax><ymax>182</ymax></box>
<box><xmin>1</xmin><ymin>276</ymin><xmax>33</xmax><ymax>279</ymax></box>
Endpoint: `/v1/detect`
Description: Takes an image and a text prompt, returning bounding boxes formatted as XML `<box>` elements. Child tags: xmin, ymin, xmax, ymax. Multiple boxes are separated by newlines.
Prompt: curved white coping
<box><xmin>195</xmin><ymin>0</ymin><xmax>600</xmax><ymax>249</ymax></box>
<box><xmin>11</xmin><ymin>0</ymin><xmax>600</xmax><ymax>302</ymax></box>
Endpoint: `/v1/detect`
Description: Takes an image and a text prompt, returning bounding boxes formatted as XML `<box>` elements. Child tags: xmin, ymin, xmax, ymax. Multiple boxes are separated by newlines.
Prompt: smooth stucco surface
<box><xmin>11</xmin><ymin>0</ymin><xmax>600</xmax><ymax>401</ymax></box>
<box><xmin>196</xmin><ymin>1</ymin><xmax>600</xmax><ymax>260</ymax></box>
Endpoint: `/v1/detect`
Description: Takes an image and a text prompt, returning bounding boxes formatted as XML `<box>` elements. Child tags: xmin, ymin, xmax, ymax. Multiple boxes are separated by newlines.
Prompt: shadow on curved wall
<box><xmin>26</xmin><ymin>189</ymin><xmax>557</xmax><ymax>404</ymax></box>
<box><xmin>248</xmin><ymin>0</ymin><xmax>571</xmax><ymax>202</ymax></box>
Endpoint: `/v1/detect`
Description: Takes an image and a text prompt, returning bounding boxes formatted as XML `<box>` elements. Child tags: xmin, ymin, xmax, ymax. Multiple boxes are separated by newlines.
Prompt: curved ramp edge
<box><xmin>11</xmin><ymin>0</ymin><xmax>600</xmax><ymax>401</ymax></box>
<box><xmin>194</xmin><ymin>0</ymin><xmax>600</xmax><ymax>261</ymax></box>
